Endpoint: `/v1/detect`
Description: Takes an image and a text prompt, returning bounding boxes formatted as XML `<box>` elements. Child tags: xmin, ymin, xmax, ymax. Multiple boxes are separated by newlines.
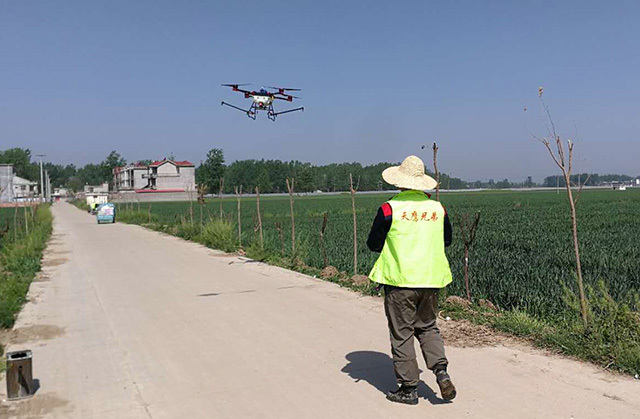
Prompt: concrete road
<box><xmin>1</xmin><ymin>202</ymin><xmax>638</xmax><ymax>418</ymax></box>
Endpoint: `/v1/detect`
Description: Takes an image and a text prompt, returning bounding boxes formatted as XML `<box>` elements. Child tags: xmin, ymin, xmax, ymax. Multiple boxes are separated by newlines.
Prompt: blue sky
<box><xmin>1</xmin><ymin>0</ymin><xmax>639</xmax><ymax>181</ymax></box>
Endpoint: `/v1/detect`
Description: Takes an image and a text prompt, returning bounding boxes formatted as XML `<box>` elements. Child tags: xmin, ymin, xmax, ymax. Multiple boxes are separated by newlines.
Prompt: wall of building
<box><xmin>0</xmin><ymin>164</ymin><xmax>12</xmax><ymax>203</ymax></box>
<box><xmin>110</xmin><ymin>191</ymin><xmax>196</xmax><ymax>203</ymax></box>
<box><xmin>133</xmin><ymin>169</ymin><xmax>146</xmax><ymax>189</ymax></box>
<box><xmin>85</xmin><ymin>183</ymin><xmax>109</xmax><ymax>193</ymax></box>
<box><xmin>12</xmin><ymin>176</ymin><xmax>38</xmax><ymax>199</ymax></box>
<box><xmin>154</xmin><ymin>164</ymin><xmax>195</xmax><ymax>191</ymax></box>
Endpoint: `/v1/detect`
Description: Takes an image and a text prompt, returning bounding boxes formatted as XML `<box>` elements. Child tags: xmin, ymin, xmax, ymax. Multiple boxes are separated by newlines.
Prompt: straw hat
<box><xmin>382</xmin><ymin>156</ymin><xmax>437</xmax><ymax>191</ymax></box>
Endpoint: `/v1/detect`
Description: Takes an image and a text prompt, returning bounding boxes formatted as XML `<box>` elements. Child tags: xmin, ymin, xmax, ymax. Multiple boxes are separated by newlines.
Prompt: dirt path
<box><xmin>0</xmin><ymin>202</ymin><xmax>637</xmax><ymax>418</ymax></box>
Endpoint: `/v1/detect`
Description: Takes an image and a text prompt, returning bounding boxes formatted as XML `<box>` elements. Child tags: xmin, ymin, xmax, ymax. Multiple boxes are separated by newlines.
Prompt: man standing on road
<box><xmin>367</xmin><ymin>155</ymin><xmax>456</xmax><ymax>406</ymax></box>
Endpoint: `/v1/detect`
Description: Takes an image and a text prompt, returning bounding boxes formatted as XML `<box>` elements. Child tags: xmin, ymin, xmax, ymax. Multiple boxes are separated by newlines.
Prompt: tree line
<box><xmin>0</xmin><ymin>148</ymin><xmax>127</xmax><ymax>191</ymax></box>
<box><xmin>1</xmin><ymin>147</ymin><xmax>637</xmax><ymax>194</ymax></box>
<box><xmin>194</xmin><ymin>148</ymin><xmax>469</xmax><ymax>194</ymax></box>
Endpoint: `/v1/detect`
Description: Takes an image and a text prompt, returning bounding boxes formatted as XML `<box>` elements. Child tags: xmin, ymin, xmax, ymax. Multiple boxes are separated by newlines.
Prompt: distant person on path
<box><xmin>367</xmin><ymin>155</ymin><xmax>456</xmax><ymax>406</ymax></box>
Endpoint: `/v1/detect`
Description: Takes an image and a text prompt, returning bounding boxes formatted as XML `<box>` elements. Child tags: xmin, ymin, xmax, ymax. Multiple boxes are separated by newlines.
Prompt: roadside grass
<box><xmin>441</xmin><ymin>281</ymin><xmax>640</xmax><ymax>376</ymax></box>
<box><xmin>0</xmin><ymin>205</ymin><xmax>53</xmax><ymax>357</ymax></box>
<box><xmin>102</xmin><ymin>205</ymin><xmax>640</xmax><ymax>376</ymax></box>
<box><xmin>70</xmin><ymin>199</ymin><xmax>90</xmax><ymax>212</ymax></box>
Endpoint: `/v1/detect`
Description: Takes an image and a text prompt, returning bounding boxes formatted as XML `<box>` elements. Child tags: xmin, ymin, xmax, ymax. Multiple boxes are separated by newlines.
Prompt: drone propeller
<box><xmin>222</xmin><ymin>83</ymin><xmax>250</xmax><ymax>87</ymax></box>
<box><xmin>266</xmin><ymin>86</ymin><xmax>301</xmax><ymax>92</ymax></box>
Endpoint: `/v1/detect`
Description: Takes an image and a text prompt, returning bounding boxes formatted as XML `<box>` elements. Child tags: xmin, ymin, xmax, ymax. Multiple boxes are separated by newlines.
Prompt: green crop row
<box><xmin>115</xmin><ymin>189</ymin><xmax>640</xmax><ymax>318</ymax></box>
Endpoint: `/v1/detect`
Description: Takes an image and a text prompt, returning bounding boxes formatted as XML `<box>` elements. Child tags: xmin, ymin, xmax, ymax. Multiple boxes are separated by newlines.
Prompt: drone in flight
<box><xmin>221</xmin><ymin>84</ymin><xmax>304</xmax><ymax>121</ymax></box>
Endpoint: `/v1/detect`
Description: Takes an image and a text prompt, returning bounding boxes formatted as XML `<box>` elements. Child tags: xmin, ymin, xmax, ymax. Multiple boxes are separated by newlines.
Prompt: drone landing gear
<box><xmin>267</xmin><ymin>104</ymin><xmax>304</xmax><ymax>121</ymax></box>
<box><xmin>221</xmin><ymin>101</ymin><xmax>256</xmax><ymax>120</ymax></box>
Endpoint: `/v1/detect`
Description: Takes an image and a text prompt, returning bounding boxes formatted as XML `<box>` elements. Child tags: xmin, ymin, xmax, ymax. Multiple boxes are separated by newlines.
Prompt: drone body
<box><xmin>221</xmin><ymin>84</ymin><xmax>304</xmax><ymax>121</ymax></box>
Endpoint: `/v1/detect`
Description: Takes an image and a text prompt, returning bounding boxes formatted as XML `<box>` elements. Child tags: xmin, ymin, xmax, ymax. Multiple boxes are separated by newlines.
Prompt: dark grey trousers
<box><xmin>384</xmin><ymin>285</ymin><xmax>448</xmax><ymax>387</ymax></box>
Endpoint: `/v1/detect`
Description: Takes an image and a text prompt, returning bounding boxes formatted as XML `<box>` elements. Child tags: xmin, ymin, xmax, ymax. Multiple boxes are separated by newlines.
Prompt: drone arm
<box><xmin>273</xmin><ymin>94</ymin><xmax>300</xmax><ymax>102</ymax></box>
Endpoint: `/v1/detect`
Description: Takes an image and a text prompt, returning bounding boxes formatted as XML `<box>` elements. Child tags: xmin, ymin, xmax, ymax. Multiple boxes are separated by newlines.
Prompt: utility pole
<box><xmin>45</xmin><ymin>170</ymin><xmax>51</xmax><ymax>202</ymax></box>
<box><xmin>36</xmin><ymin>154</ymin><xmax>45</xmax><ymax>202</ymax></box>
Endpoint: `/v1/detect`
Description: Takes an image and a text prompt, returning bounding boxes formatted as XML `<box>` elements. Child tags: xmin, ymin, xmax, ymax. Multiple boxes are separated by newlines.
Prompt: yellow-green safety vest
<box><xmin>369</xmin><ymin>190</ymin><xmax>453</xmax><ymax>288</ymax></box>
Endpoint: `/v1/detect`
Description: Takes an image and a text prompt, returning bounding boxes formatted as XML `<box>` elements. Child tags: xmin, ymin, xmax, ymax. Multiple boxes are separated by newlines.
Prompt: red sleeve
<box><xmin>381</xmin><ymin>203</ymin><xmax>392</xmax><ymax>218</ymax></box>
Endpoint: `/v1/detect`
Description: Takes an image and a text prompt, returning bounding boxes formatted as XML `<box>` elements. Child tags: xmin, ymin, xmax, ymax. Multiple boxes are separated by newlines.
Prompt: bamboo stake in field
<box><xmin>255</xmin><ymin>186</ymin><xmax>263</xmax><ymax>249</ymax></box>
<box><xmin>534</xmin><ymin>87</ymin><xmax>589</xmax><ymax>326</ymax></box>
<box><xmin>275</xmin><ymin>222</ymin><xmax>285</xmax><ymax>257</ymax></box>
<box><xmin>349</xmin><ymin>173</ymin><xmax>358</xmax><ymax>275</ymax></box>
<box><xmin>458</xmin><ymin>212</ymin><xmax>481</xmax><ymax>302</ymax></box>
<box><xmin>197</xmin><ymin>183</ymin><xmax>207</xmax><ymax>231</ymax></box>
<box><xmin>219</xmin><ymin>177</ymin><xmax>225</xmax><ymax>218</ymax></box>
<box><xmin>24</xmin><ymin>206</ymin><xmax>29</xmax><ymax>235</ymax></box>
<box><xmin>14</xmin><ymin>205</ymin><xmax>18</xmax><ymax>241</ymax></box>
<box><xmin>319</xmin><ymin>212</ymin><xmax>329</xmax><ymax>267</ymax></box>
<box><xmin>235</xmin><ymin>185</ymin><xmax>243</xmax><ymax>247</ymax></box>
<box><xmin>286</xmin><ymin>178</ymin><xmax>296</xmax><ymax>255</ymax></box>
<box><xmin>188</xmin><ymin>186</ymin><xmax>194</xmax><ymax>225</ymax></box>
<box><xmin>433</xmin><ymin>142</ymin><xmax>440</xmax><ymax>200</ymax></box>
<box><xmin>148</xmin><ymin>204</ymin><xmax>152</xmax><ymax>224</ymax></box>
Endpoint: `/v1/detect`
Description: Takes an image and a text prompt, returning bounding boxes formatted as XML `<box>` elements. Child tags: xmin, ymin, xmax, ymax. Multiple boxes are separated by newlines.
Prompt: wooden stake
<box><xmin>188</xmin><ymin>187</ymin><xmax>194</xmax><ymax>225</ymax></box>
<box><xmin>255</xmin><ymin>186</ymin><xmax>263</xmax><ymax>249</ymax></box>
<box><xmin>349</xmin><ymin>173</ymin><xmax>358</xmax><ymax>275</ymax></box>
<box><xmin>24</xmin><ymin>206</ymin><xmax>29</xmax><ymax>235</ymax></box>
<box><xmin>235</xmin><ymin>185</ymin><xmax>243</xmax><ymax>247</ymax></box>
<box><xmin>14</xmin><ymin>205</ymin><xmax>18</xmax><ymax>241</ymax></box>
<box><xmin>286</xmin><ymin>178</ymin><xmax>296</xmax><ymax>255</ymax></box>
<box><xmin>433</xmin><ymin>142</ymin><xmax>440</xmax><ymax>200</ymax></box>
<box><xmin>319</xmin><ymin>212</ymin><xmax>329</xmax><ymax>267</ymax></box>
<box><xmin>219</xmin><ymin>177</ymin><xmax>224</xmax><ymax>218</ymax></box>
<box><xmin>275</xmin><ymin>222</ymin><xmax>285</xmax><ymax>257</ymax></box>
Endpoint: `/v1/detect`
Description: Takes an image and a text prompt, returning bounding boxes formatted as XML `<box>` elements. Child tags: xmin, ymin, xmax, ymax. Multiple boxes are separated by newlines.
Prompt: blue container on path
<box><xmin>96</xmin><ymin>203</ymin><xmax>116</xmax><ymax>224</ymax></box>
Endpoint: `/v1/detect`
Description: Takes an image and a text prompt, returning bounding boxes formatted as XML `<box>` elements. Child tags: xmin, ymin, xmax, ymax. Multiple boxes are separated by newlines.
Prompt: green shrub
<box><xmin>578</xmin><ymin>281</ymin><xmax>640</xmax><ymax>374</ymax></box>
<box><xmin>200</xmin><ymin>219</ymin><xmax>236</xmax><ymax>253</ymax></box>
<box><xmin>117</xmin><ymin>210</ymin><xmax>154</xmax><ymax>225</ymax></box>
<box><xmin>175</xmin><ymin>221</ymin><xmax>201</xmax><ymax>241</ymax></box>
<box><xmin>488</xmin><ymin>281</ymin><xmax>640</xmax><ymax>375</ymax></box>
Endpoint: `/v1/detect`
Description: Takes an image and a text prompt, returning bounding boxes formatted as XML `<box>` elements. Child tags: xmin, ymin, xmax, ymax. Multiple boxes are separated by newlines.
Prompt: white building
<box><xmin>84</xmin><ymin>183</ymin><xmax>109</xmax><ymax>194</ymax></box>
<box><xmin>142</xmin><ymin>159</ymin><xmax>196</xmax><ymax>191</ymax></box>
<box><xmin>12</xmin><ymin>175</ymin><xmax>39</xmax><ymax>201</ymax></box>
<box><xmin>0</xmin><ymin>164</ymin><xmax>13</xmax><ymax>203</ymax></box>
<box><xmin>0</xmin><ymin>164</ymin><xmax>39</xmax><ymax>203</ymax></box>
<box><xmin>114</xmin><ymin>163</ymin><xmax>148</xmax><ymax>191</ymax></box>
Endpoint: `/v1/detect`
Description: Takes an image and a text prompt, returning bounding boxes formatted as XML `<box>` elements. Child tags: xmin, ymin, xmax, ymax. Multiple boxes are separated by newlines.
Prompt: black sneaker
<box><xmin>435</xmin><ymin>370</ymin><xmax>457</xmax><ymax>401</ymax></box>
<box><xmin>386</xmin><ymin>386</ymin><xmax>418</xmax><ymax>405</ymax></box>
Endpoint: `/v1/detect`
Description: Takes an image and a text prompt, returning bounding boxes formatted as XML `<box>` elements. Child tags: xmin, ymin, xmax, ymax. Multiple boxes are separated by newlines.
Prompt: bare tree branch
<box><xmin>540</xmin><ymin>137</ymin><xmax>564</xmax><ymax>170</ymax></box>
<box><xmin>567</xmin><ymin>140</ymin><xmax>574</xmax><ymax>175</ymax></box>
<box><xmin>574</xmin><ymin>173</ymin><xmax>592</xmax><ymax>206</ymax></box>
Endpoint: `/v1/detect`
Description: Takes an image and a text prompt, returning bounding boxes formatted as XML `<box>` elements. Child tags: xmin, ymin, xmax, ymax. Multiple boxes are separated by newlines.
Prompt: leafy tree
<box><xmin>0</xmin><ymin>148</ymin><xmax>39</xmax><ymax>181</ymax></box>
<box><xmin>44</xmin><ymin>163</ymin><xmax>77</xmax><ymax>188</ymax></box>
<box><xmin>196</xmin><ymin>148</ymin><xmax>225</xmax><ymax>193</ymax></box>
<box><xmin>66</xmin><ymin>176</ymin><xmax>84</xmax><ymax>192</ymax></box>
<box><xmin>495</xmin><ymin>179</ymin><xmax>512</xmax><ymax>189</ymax></box>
